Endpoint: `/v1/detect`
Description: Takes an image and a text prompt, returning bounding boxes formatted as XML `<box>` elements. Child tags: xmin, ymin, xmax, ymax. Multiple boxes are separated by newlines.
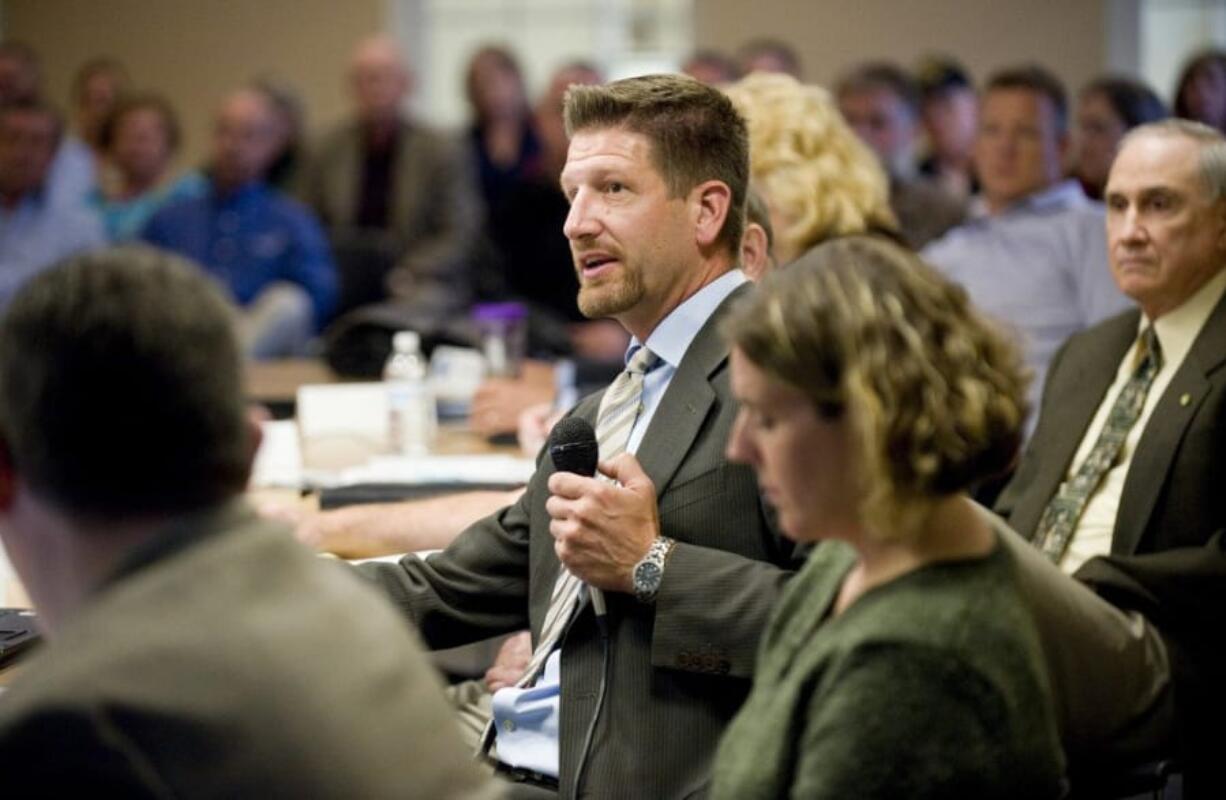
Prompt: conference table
<box><xmin>0</xmin><ymin>358</ymin><xmax>525</xmax><ymax>687</ymax></box>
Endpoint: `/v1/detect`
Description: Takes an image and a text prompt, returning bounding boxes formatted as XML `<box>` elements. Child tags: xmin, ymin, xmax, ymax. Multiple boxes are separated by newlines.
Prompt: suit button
<box><xmin>503</xmin><ymin>719</ymin><xmax>517</xmax><ymax>732</ymax></box>
<box><xmin>716</xmin><ymin>659</ymin><xmax>731</xmax><ymax>675</ymax></box>
<box><xmin>678</xmin><ymin>651</ymin><xmax>691</xmax><ymax>668</ymax></box>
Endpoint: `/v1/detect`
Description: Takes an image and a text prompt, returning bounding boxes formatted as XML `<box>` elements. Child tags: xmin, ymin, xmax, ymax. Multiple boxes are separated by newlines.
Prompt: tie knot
<box><xmin>626</xmin><ymin>346</ymin><xmax>660</xmax><ymax>376</ymax></box>
<box><xmin>1137</xmin><ymin>326</ymin><xmax>1163</xmax><ymax>372</ymax></box>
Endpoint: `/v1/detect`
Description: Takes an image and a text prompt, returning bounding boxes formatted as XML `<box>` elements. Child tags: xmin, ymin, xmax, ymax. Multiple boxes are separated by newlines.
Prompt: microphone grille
<box><xmin>548</xmin><ymin>416</ymin><xmax>599</xmax><ymax>477</ymax></box>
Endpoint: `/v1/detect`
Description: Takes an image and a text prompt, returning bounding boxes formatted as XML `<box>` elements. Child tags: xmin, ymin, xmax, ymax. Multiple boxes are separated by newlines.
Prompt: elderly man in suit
<box><xmin>996</xmin><ymin>118</ymin><xmax>1226</xmax><ymax>797</ymax></box>
<box><xmin>0</xmin><ymin>246</ymin><xmax>497</xmax><ymax>798</ymax></box>
<box><xmin>357</xmin><ymin>74</ymin><xmax>802</xmax><ymax>799</ymax></box>
<box><xmin>300</xmin><ymin>35</ymin><xmax>482</xmax><ymax>317</ymax></box>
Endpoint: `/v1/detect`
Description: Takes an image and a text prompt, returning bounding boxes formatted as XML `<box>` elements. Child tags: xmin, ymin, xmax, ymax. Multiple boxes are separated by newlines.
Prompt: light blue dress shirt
<box><xmin>491</xmin><ymin>268</ymin><xmax>749</xmax><ymax>776</ymax></box>
<box><xmin>0</xmin><ymin>191</ymin><xmax>106</xmax><ymax>309</ymax></box>
<box><xmin>922</xmin><ymin>180</ymin><xmax>1131</xmax><ymax>426</ymax></box>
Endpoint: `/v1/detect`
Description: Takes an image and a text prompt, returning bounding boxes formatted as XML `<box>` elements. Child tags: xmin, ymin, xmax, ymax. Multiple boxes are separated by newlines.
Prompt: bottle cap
<box><xmin>392</xmin><ymin>330</ymin><xmax>420</xmax><ymax>353</ymax></box>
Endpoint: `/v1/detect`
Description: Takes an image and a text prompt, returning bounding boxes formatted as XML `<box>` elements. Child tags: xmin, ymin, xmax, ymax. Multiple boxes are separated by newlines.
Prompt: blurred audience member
<box><xmin>0</xmin><ymin>41</ymin><xmax>40</xmax><ymax>105</ymax></box>
<box><xmin>916</xmin><ymin>55</ymin><xmax>978</xmax><ymax>201</ymax></box>
<box><xmin>301</xmin><ymin>35</ymin><xmax>481</xmax><ymax>317</ymax></box>
<box><xmin>91</xmin><ymin>93</ymin><xmax>204</xmax><ymax>240</ymax></box>
<box><xmin>534</xmin><ymin>60</ymin><xmax>603</xmax><ymax>181</ymax></box>
<box><xmin>1073</xmin><ymin>76</ymin><xmax>1167</xmax><ymax>200</ymax></box>
<box><xmin>0</xmin><ymin>41</ymin><xmax>96</xmax><ymax>208</ymax></box>
<box><xmin>465</xmin><ymin>45</ymin><xmax>542</xmax><ymax>219</ymax></box>
<box><xmin>0</xmin><ymin>247</ymin><xmax>498</xmax><ymax>799</ymax></box>
<box><xmin>714</xmin><ymin>236</ymin><xmax>1063</xmax><ymax>799</ymax></box>
<box><xmin>837</xmin><ymin>61</ymin><xmax>966</xmax><ymax>247</ymax></box>
<box><xmin>923</xmin><ymin>65</ymin><xmax>1130</xmax><ymax>417</ymax></box>
<box><xmin>250</xmin><ymin>76</ymin><xmax>307</xmax><ymax>193</ymax></box>
<box><xmin>682</xmin><ymin>50</ymin><xmax>741</xmax><ymax>86</ymax></box>
<box><xmin>1173</xmin><ymin>49</ymin><xmax>1226</xmax><ymax>134</ymax></box>
<box><xmin>70</xmin><ymin>56</ymin><xmax>129</xmax><ymax>159</ymax></box>
<box><xmin>997</xmin><ymin>120</ymin><xmax>1226</xmax><ymax>795</ymax></box>
<box><xmin>466</xmin><ymin>61</ymin><xmax>619</xmax><ymax>439</ymax></box>
<box><xmin>737</xmin><ymin>37</ymin><xmax>802</xmax><ymax>78</ymax></box>
<box><xmin>724</xmin><ymin>71</ymin><xmax>897</xmax><ymax>263</ymax></box>
<box><xmin>143</xmin><ymin>87</ymin><xmax>337</xmax><ymax>358</ymax></box>
<box><xmin>0</xmin><ymin>99</ymin><xmax>105</xmax><ymax>308</ymax></box>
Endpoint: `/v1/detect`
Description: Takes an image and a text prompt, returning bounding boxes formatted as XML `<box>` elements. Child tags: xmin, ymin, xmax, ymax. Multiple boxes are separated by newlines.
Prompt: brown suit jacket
<box><xmin>997</xmin><ymin>291</ymin><xmax>1226</xmax><ymax>556</ymax></box>
<box><xmin>300</xmin><ymin>117</ymin><xmax>483</xmax><ymax>315</ymax></box>
<box><xmin>0</xmin><ymin>505</ymin><xmax>498</xmax><ymax>799</ymax></box>
<box><xmin>996</xmin><ymin>291</ymin><xmax>1226</xmax><ymax>795</ymax></box>
<box><xmin>359</xmin><ymin>283</ymin><xmax>805</xmax><ymax>799</ymax></box>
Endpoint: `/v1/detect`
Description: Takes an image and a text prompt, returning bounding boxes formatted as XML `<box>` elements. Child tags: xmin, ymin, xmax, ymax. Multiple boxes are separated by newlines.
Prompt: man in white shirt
<box><xmin>997</xmin><ymin>118</ymin><xmax>1226</xmax><ymax>798</ymax></box>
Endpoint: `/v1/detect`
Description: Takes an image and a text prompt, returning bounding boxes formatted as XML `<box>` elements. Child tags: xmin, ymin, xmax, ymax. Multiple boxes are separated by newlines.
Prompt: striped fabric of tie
<box><xmin>479</xmin><ymin>345</ymin><xmax>660</xmax><ymax>754</ymax></box>
<box><xmin>1033</xmin><ymin>326</ymin><xmax>1163</xmax><ymax>563</ymax></box>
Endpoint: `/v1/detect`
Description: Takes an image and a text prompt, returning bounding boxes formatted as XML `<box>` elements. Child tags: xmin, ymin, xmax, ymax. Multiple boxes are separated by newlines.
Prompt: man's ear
<box><xmin>692</xmin><ymin>180</ymin><xmax>733</xmax><ymax>249</ymax></box>
<box><xmin>242</xmin><ymin>405</ymin><xmax>268</xmax><ymax>484</ymax></box>
<box><xmin>740</xmin><ymin>223</ymin><xmax>773</xmax><ymax>282</ymax></box>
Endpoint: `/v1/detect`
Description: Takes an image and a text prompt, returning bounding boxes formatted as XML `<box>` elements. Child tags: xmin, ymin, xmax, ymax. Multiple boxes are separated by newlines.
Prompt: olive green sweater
<box><xmin>712</xmin><ymin>536</ymin><xmax>1065</xmax><ymax>799</ymax></box>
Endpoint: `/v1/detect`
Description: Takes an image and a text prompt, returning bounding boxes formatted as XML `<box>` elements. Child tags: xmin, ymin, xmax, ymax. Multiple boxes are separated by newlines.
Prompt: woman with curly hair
<box><xmin>711</xmin><ymin>235</ymin><xmax>1064</xmax><ymax>799</ymax></box>
<box><xmin>723</xmin><ymin>72</ymin><xmax>900</xmax><ymax>263</ymax></box>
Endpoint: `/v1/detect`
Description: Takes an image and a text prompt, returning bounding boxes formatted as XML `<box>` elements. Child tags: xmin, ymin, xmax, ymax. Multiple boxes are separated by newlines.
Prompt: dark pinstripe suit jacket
<box><xmin>361</xmin><ymin>283</ymin><xmax>804</xmax><ymax>799</ymax></box>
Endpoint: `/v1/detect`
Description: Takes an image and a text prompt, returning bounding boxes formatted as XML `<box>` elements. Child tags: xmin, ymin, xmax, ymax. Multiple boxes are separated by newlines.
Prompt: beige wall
<box><xmin>3</xmin><ymin>0</ymin><xmax>1114</xmax><ymax>167</ymax></box>
<box><xmin>696</xmin><ymin>0</ymin><xmax>1109</xmax><ymax>94</ymax></box>
<box><xmin>3</xmin><ymin>0</ymin><xmax>385</xmax><ymax>166</ymax></box>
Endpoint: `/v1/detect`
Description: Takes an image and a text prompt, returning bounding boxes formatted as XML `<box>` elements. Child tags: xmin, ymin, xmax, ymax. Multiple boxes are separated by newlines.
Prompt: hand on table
<box><xmin>483</xmin><ymin>631</ymin><xmax>533</xmax><ymax>691</ymax></box>
<box><xmin>470</xmin><ymin>360</ymin><xmax>556</xmax><ymax>436</ymax></box>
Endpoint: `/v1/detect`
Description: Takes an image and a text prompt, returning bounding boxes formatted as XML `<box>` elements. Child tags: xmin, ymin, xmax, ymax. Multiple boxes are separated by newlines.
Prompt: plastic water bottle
<box><xmin>384</xmin><ymin>330</ymin><xmax>436</xmax><ymax>455</ymax></box>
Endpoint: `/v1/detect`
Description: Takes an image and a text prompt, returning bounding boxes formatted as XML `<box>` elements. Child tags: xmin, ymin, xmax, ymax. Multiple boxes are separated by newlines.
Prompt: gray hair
<box><xmin>1119</xmin><ymin>118</ymin><xmax>1226</xmax><ymax>201</ymax></box>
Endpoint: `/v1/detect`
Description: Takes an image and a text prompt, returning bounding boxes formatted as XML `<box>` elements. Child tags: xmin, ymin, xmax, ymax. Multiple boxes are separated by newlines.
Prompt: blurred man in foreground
<box><xmin>0</xmin><ymin>246</ymin><xmax>496</xmax><ymax>799</ymax></box>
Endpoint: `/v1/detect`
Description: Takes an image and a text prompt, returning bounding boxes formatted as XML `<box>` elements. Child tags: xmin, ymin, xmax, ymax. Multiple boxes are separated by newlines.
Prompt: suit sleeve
<box><xmin>653</xmin><ymin>538</ymin><xmax>798</xmax><ymax>679</ymax></box>
<box><xmin>353</xmin><ymin>480</ymin><xmax>534</xmax><ymax>650</ymax></box>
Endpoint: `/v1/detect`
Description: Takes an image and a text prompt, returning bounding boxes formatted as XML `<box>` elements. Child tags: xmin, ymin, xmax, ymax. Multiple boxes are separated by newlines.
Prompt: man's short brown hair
<box><xmin>984</xmin><ymin>65</ymin><xmax>1069</xmax><ymax>134</ymax></box>
<box><xmin>564</xmin><ymin>73</ymin><xmax>749</xmax><ymax>255</ymax></box>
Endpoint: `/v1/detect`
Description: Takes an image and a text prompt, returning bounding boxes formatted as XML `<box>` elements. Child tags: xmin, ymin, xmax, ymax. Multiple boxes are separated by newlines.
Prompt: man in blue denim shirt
<box><xmin>143</xmin><ymin>87</ymin><xmax>337</xmax><ymax>358</ymax></box>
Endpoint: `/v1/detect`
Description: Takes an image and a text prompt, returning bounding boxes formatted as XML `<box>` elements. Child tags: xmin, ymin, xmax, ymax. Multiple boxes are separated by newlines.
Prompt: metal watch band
<box><xmin>633</xmin><ymin>536</ymin><xmax>676</xmax><ymax>604</ymax></box>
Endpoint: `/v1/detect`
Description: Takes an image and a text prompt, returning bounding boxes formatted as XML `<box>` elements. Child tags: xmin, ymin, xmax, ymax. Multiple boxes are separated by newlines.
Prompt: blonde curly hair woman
<box><xmin>724</xmin><ymin>72</ymin><xmax>899</xmax><ymax>263</ymax></box>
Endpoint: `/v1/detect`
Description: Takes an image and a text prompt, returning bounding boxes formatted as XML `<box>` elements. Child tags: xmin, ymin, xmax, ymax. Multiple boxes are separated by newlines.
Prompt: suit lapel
<box><xmin>635</xmin><ymin>283</ymin><xmax>749</xmax><ymax>496</ymax></box>
<box><xmin>1114</xmin><ymin>291</ymin><xmax>1226</xmax><ymax>554</ymax></box>
<box><xmin>1012</xmin><ymin>312</ymin><xmax>1138</xmax><ymax>538</ymax></box>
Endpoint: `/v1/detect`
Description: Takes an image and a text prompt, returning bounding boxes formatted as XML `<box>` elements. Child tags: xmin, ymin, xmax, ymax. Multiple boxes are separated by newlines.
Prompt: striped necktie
<box><xmin>1033</xmin><ymin>326</ymin><xmax>1163</xmax><ymax>563</ymax></box>
<box><xmin>479</xmin><ymin>345</ymin><xmax>660</xmax><ymax>753</ymax></box>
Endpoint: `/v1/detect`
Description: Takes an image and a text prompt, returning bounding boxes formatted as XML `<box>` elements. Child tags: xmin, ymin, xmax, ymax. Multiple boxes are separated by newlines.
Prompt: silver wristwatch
<box><xmin>632</xmin><ymin>537</ymin><xmax>676</xmax><ymax>604</ymax></box>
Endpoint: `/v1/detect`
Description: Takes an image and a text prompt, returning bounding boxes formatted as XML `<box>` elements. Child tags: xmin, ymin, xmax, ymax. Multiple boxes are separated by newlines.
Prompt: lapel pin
<box><xmin>1180</xmin><ymin>393</ymin><xmax>1191</xmax><ymax>407</ymax></box>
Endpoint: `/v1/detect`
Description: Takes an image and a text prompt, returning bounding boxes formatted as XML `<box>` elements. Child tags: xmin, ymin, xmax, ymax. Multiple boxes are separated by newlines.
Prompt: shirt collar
<box><xmin>628</xmin><ymin>269</ymin><xmax>748</xmax><ymax>369</ymax></box>
<box><xmin>1143</xmin><ymin>266</ymin><xmax>1226</xmax><ymax>371</ymax></box>
<box><xmin>968</xmin><ymin>179</ymin><xmax>1090</xmax><ymax>220</ymax></box>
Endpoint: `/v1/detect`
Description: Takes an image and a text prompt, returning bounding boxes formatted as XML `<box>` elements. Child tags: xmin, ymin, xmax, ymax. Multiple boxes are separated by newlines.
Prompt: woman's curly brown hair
<box><xmin>724</xmin><ymin>235</ymin><xmax>1030</xmax><ymax>537</ymax></box>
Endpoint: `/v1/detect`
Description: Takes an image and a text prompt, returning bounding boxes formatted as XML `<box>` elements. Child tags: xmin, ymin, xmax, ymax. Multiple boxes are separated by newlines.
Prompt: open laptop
<box><xmin>0</xmin><ymin>608</ymin><xmax>39</xmax><ymax>667</ymax></box>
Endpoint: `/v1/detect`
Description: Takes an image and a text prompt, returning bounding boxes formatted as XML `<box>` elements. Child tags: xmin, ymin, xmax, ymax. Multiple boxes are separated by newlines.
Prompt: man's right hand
<box><xmin>483</xmin><ymin>631</ymin><xmax>533</xmax><ymax>691</ymax></box>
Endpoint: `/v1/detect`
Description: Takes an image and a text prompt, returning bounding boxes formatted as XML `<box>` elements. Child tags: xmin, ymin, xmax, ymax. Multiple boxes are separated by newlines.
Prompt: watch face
<box><xmin>635</xmin><ymin>561</ymin><xmax>662</xmax><ymax>591</ymax></box>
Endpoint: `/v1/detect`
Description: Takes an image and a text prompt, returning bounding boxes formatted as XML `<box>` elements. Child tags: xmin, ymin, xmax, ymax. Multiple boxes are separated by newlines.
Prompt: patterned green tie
<box><xmin>1033</xmin><ymin>326</ymin><xmax>1163</xmax><ymax>563</ymax></box>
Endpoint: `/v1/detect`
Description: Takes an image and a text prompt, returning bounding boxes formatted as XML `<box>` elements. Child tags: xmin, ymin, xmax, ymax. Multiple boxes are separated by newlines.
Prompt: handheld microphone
<box><xmin>547</xmin><ymin>417</ymin><xmax>606</xmax><ymax>619</ymax></box>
